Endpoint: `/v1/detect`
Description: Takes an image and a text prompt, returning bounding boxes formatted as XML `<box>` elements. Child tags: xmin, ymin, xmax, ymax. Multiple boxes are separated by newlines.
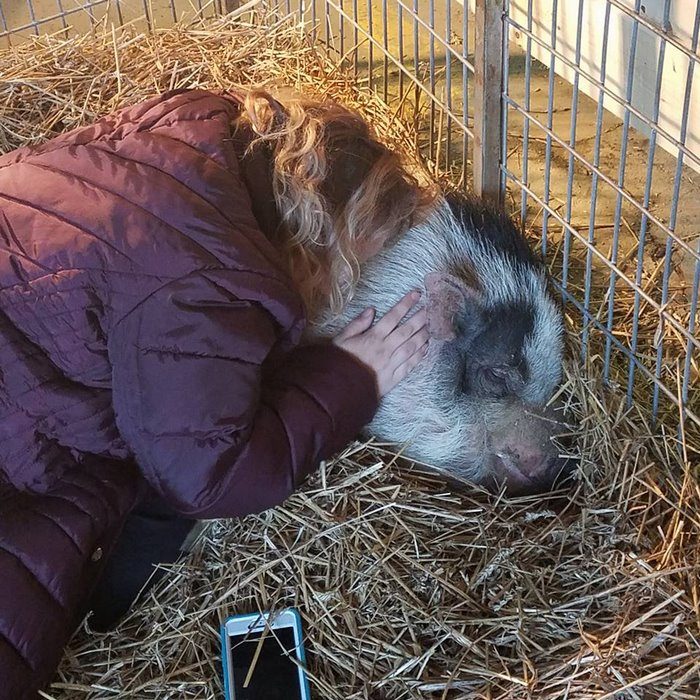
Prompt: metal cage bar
<box><xmin>559</xmin><ymin>0</ymin><xmax>584</xmax><ymax>298</ymax></box>
<box><xmin>581</xmin><ymin>0</ymin><xmax>611</xmax><ymax>362</ymax></box>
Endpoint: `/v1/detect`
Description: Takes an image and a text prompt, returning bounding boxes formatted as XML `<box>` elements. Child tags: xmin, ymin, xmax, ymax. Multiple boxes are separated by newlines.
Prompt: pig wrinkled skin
<box><xmin>311</xmin><ymin>193</ymin><xmax>577</xmax><ymax>496</ymax></box>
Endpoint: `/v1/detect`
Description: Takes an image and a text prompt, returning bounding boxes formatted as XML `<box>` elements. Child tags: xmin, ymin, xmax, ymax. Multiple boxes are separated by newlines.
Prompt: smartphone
<box><xmin>221</xmin><ymin>608</ymin><xmax>311</xmax><ymax>700</ymax></box>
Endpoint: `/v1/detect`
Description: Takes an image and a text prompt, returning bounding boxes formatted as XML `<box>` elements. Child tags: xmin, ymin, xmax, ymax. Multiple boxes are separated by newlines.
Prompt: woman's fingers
<box><xmin>332</xmin><ymin>290</ymin><xmax>429</xmax><ymax>398</ymax></box>
<box><xmin>392</xmin><ymin>339</ymin><xmax>430</xmax><ymax>384</ymax></box>
<box><xmin>373</xmin><ymin>290</ymin><xmax>422</xmax><ymax>337</ymax></box>
<box><xmin>384</xmin><ymin>308</ymin><xmax>427</xmax><ymax>351</ymax></box>
<box><xmin>390</xmin><ymin>327</ymin><xmax>430</xmax><ymax>367</ymax></box>
<box><xmin>336</xmin><ymin>307</ymin><xmax>375</xmax><ymax>341</ymax></box>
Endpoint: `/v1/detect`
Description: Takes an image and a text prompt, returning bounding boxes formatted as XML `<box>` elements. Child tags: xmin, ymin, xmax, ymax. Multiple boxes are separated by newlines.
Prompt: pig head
<box><xmin>309</xmin><ymin>194</ymin><xmax>576</xmax><ymax>496</ymax></box>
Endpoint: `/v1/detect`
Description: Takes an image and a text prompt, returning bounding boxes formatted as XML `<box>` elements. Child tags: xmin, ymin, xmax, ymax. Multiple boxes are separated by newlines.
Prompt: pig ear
<box><xmin>424</xmin><ymin>272</ymin><xmax>481</xmax><ymax>341</ymax></box>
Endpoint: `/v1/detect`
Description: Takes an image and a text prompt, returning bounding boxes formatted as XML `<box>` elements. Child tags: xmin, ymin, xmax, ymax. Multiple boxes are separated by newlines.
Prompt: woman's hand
<box><xmin>333</xmin><ymin>290</ymin><xmax>429</xmax><ymax>398</ymax></box>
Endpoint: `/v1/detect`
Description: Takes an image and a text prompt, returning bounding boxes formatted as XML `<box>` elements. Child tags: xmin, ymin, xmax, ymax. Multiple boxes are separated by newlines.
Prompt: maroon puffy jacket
<box><xmin>0</xmin><ymin>89</ymin><xmax>378</xmax><ymax>698</ymax></box>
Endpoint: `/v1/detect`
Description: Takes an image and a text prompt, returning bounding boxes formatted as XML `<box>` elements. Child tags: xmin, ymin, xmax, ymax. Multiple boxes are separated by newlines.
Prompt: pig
<box><xmin>311</xmin><ymin>193</ymin><xmax>576</xmax><ymax>496</ymax></box>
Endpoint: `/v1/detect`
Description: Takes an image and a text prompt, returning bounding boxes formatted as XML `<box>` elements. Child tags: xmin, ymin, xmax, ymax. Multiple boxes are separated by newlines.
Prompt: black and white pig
<box><xmin>312</xmin><ymin>193</ymin><xmax>575</xmax><ymax>496</ymax></box>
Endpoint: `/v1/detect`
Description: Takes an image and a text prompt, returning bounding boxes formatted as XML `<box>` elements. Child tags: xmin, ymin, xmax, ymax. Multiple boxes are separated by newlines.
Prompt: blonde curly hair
<box><xmin>234</xmin><ymin>88</ymin><xmax>436</xmax><ymax>320</ymax></box>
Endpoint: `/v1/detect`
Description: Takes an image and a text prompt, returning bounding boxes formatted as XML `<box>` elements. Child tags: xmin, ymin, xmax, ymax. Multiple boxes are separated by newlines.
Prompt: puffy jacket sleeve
<box><xmin>109</xmin><ymin>269</ymin><xmax>379</xmax><ymax>519</ymax></box>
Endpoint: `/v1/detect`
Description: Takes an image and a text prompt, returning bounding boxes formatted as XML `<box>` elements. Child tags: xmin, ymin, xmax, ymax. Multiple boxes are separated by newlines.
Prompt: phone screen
<box><xmin>227</xmin><ymin>626</ymin><xmax>303</xmax><ymax>700</ymax></box>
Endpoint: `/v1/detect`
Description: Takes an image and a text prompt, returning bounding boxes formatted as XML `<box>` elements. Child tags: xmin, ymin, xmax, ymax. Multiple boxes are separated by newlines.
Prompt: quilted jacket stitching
<box><xmin>0</xmin><ymin>192</ymin><xmax>134</xmax><ymax>263</ymax></box>
<box><xmin>24</xmin><ymin>507</ymin><xmax>86</xmax><ymax>556</ymax></box>
<box><xmin>0</xmin><ymin>626</ymin><xmax>34</xmax><ymax>673</ymax></box>
<box><xmin>22</xmin><ymin>161</ymin><xmax>225</xmax><ymax>268</ymax></box>
<box><xmin>0</xmin><ymin>544</ymin><xmax>69</xmax><ymax>611</ymax></box>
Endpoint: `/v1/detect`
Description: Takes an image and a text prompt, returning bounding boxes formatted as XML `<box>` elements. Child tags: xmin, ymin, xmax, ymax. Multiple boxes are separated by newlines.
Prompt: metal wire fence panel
<box><xmin>292</xmin><ymin>0</ymin><xmax>478</xmax><ymax>191</ymax></box>
<box><xmin>1</xmin><ymin>0</ymin><xmax>698</xmax><ymax>430</ymax></box>
<box><xmin>500</xmin><ymin>0</ymin><xmax>700</xmax><ymax>431</ymax></box>
<box><xmin>287</xmin><ymin>0</ymin><xmax>700</xmax><ymax>431</ymax></box>
<box><xmin>0</xmin><ymin>0</ymin><xmax>221</xmax><ymax>45</ymax></box>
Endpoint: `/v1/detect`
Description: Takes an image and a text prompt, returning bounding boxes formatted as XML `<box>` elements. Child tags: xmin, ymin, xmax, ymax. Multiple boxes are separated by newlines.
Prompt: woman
<box><xmin>0</xmin><ymin>87</ymin><xmax>433</xmax><ymax>698</ymax></box>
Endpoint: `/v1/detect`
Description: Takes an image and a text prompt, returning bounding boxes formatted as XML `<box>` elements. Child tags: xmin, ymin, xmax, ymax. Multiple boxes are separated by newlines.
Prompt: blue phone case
<box><xmin>220</xmin><ymin>608</ymin><xmax>312</xmax><ymax>700</ymax></box>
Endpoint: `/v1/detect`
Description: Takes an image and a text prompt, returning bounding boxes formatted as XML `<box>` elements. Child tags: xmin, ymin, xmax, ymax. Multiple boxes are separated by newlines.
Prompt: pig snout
<box><xmin>518</xmin><ymin>451</ymin><xmax>551</xmax><ymax>479</ymax></box>
<box><xmin>491</xmin><ymin>449</ymin><xmax>577</xmax><ymax>496</ymax></box>
<box><xmin>486</xmin><ymin>403</ymin><xmax>577</xmax><ymax>496</ymax></box>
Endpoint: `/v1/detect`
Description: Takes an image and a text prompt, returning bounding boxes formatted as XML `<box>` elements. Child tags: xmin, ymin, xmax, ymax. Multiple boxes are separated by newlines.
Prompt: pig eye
<box><xmin>481</xmin><ymin>366</ymin><xmax>509</xmax><ymax>396</ymax></box>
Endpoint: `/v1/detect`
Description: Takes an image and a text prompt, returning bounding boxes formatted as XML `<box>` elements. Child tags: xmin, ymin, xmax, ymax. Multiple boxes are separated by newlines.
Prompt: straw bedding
<box><xmin>1</xmin><ymin>8</ymin><xmax>698</xmax><ymax>699</ymax></box>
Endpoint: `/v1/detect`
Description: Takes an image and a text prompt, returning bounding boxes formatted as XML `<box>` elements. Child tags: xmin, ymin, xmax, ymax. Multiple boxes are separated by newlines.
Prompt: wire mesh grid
<box><xmin>501</xmin><ymin>0</ymin><xmax>700</xmax><ymax>433</ymax></box>
<box><xmin>301</xmin><ymin>0</ymin><xmax>477</xmax><ymax>189</ymax></box>
<box><xmin>303</xmin><ymin>0</ymin><xmax>700</xmax><ymax>431</ymax></box>
<box><xmin>0</xmin><ymin>0</ymin><xmax>223</xmax><ymax>43</ymax></box>
<box><xmin>1</xmin><ymin>0</ymin><xmax>698</xmax><ymax>432</ymax></box>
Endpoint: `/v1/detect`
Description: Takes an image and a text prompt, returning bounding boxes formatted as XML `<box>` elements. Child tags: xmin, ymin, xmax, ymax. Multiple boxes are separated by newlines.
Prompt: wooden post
<box><xmin>473</xmin><ymin>0</ymin><xmax>504</xmax><ymax>205</ymax></box>
<box><xmin>222</xmin><ymin>0</ymin><xmax>240</xmax><ymax>14</ymax></box>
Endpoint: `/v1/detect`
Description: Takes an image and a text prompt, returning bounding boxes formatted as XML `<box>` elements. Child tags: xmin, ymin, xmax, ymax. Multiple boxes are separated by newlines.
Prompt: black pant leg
<box><xmin>86</xmin><ymin>491</ymin><xmax>196</xmax><ymax>631</ymax></box>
